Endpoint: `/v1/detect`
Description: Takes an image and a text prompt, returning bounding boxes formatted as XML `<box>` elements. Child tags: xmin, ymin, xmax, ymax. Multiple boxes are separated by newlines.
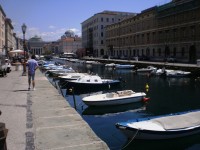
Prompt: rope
<box><xmin>121</xmin><ymin>128</ymin><xmax>140</xmax><ymax>150</ymax></box>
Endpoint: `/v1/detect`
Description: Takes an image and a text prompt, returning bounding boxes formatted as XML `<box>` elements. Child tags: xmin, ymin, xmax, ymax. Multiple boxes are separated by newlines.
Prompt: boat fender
<box><xmin>145</xmin><ymin>83</ymin><xmax>149</xmax><ymax>89</ymax></box>
<box><xmin>143</xmin><ymin>97</ymin><xmax>150</xmax><ymax>102</ymax></box>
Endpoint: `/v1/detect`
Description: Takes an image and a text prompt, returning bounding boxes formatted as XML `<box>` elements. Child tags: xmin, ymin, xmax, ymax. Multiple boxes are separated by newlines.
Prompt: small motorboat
<box><xmin>115</xmin><ymin>64</ymin><xmax>135</xmax><ymax>69</ymax></box>
<box><xmin>105</xmin><ymin>63</ymin><xmax>117</xmax><ymax>67</ymax></box>
<box><xmin>116</xmin><ymin>109</ymin><xmax>200</xmax><ymax>140</ymax></box>
<box><xmin>58</xmin><ymin>73</ymin><xmax>88</xmax><ymax>87</ymax></box>
<box><xmin>82</xmin><ymin>90</ymin><xmax>146</xmax><ymax>106</ymax></box>
<box><xmin>154</xmin><ymin>68</ymin><xmax>191</xmax><ymax>77</ymax></box>
<box><xmin>166</xmin><ymin>70</ymin><xmax>191</xmax><ymax>77</ymax></box>
<box><xmin>136</xmin><ymin>66</ymin><xmax>157</xmax><ymax>73</ymax></box>
<box><xmin>65</xmin><ymin>75</ymin><xmax>121</xmax><ymax>94</ymax></box>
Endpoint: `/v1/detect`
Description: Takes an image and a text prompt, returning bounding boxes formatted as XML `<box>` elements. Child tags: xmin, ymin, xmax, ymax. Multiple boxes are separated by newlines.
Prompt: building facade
<box><xmin>0</xmin><ymin>5</ymin><xmax>6</xmax><ymax>55</ymax></box>
<box><xmin>81</xmin><ymin>10</ymin><xmax>136</xmax><ymax>57</ymax></box>
<box><xmin>5</xmin><ymin>18</ymin><xmax>14</xmax><ymax>55</ymax></box>
<box><xmin>0</xmin><ymin>5</ymin><xmax>22</xmax><ymax>57</ymax></box>
<box><xmin>43</xmin><ymin>41</ymin><xmax>59</xmax><ymax>55</ymax></box>
<box><xmin>59</xmin><ymin>30</ymin><xmax>82</xmax><ymax>54</ymax></box>
<box><xmin>28</xmin><ymin>36</ymin><xmax>46</xmax><ymax>56</ymax></box>
<box><xmin>106</xmin><ymin>0</ymin><xmax>200</xmax><ymax>63</ymax></box>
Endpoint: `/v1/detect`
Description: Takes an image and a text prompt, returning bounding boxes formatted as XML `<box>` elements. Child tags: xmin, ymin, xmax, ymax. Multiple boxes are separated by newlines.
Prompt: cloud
<box><xmin>48</xmin><ymin>25</ymin><xmax>56</xmax><ymax>29</ymax></box>
<box><xmin>15</xmin><ymin>26</ymin><xmax>81</xmax><ymax>41</ymax></box>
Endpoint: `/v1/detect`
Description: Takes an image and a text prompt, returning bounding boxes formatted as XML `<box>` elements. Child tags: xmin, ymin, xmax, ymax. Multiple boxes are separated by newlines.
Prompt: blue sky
<box><xmin>1</xmin><ymin>0</ymin><xmax>171</xmax><ymax>41</ymax></box>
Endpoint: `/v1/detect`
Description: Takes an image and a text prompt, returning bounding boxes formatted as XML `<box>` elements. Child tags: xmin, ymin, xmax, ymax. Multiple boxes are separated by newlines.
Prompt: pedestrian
<box><xmin>27</xmin><ymin>55</ymin><xmax>39</xmax><ymax>90</ymax></box>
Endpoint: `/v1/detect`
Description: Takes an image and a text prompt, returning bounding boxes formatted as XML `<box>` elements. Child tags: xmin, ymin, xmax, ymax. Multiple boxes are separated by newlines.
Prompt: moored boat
<box><xmin>115</xmin><ymin>64</ymin><xmax>135</xmax><ymax>69</ymax></box>
<box><xmin>105</xmin><ymin>63</ymin><xmax>117</xmax><ymax>67</ymax></box>
<box><xmin>116</xmin><ymin>109</ymin><xmax>200</xmax><ymax>140</ymax></box>
<box><xmin>65</xmin><ymin>74</ymin><xmax>121</xmax><ymax>94</ymax></box>
<box><xmin>82</xmin><ymin>90</ymin><xmax>146</xmax><ymax>106</ymax></box>
<box><xmin>58</xmin><ymin>73</ymin><xmax>88</xmax><ymax>87</ymax></box>
<box><xmin>136</xmin><ymin>66</ymin><xmax>157</xmax><ymax>73</ymax></box>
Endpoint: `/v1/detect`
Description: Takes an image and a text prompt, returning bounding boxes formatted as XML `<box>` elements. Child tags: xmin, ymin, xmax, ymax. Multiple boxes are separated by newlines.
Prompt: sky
<box><xmin>0</xmin><ymin>0</ymin><xmax>171</xmax><ymax>42</ymax></box>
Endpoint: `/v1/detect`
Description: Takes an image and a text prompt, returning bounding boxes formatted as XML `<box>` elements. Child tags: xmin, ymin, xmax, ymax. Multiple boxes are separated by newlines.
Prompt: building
<box><xmin>106</xmin><ymin>0</ymin><xmax>200</xmax><ymax>63</ymax></box>
<box><xmin>0</xmin><ymin>5</ymin><xmax>23</xmax><ymax>57</ymax></box>
<box><xmin>43</xmin><ymin>41</ymin><xmax>59</xmax><ymax>55</ymax></box>
<box><xmin>81</xmin><ymin>10</ymin><xmax>136</xmax><ymax>57</ymax></box>
<box><xmin>59</xmin><ymin>30</ymin><xmax>82</xmax><ymax>54</ymax></box>
<box><xmin>5</xmin><ymin>18</ymin><xmax>14</xmax><ymax>55</ymax></box>
<box><xmin>28</xmin><ymin>36</ymin><xmax>46</xmax><ymax>56</ymax></box>
<box><xmin>0</xmin><ymin>5</ymin><xmax>6</xmax><ymax>55</ymax></box>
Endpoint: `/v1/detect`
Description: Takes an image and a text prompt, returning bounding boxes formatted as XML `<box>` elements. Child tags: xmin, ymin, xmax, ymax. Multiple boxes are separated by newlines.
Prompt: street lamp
<box><xmin>21</xmin><ymin>23</ymin><xmax>27</xmax><ymax>76</ymax></box>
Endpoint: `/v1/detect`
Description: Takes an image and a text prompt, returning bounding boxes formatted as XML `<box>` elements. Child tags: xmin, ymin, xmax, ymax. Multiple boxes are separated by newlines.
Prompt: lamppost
<box><xmin>22</xmin><ymin>23</ymin><xmax>27</xmax><ymax>76</ymax></box>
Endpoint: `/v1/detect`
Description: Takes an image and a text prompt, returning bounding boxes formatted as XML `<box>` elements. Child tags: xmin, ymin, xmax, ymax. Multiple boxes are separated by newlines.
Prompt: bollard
<box><xmin>0</xmin><ymin>123</ymin><xmax>8</xmax><ymax>150</ymax></box>
<box><xmin>69</xmin><ymin>87</ymin><xmax>77</xmax><ymax>110</ymax></box>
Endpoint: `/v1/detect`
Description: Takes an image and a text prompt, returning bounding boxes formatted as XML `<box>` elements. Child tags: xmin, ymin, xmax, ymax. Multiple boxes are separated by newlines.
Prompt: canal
<box><xmin>49</xmin><ymin>60</ymin><xmax>200</xmax><ymax>150</ymax></box>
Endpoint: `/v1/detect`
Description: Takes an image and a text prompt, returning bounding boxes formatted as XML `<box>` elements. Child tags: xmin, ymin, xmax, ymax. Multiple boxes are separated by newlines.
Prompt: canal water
<box><xmin>49</xmin><ymin>61</ymin><xmax>200</xmax><ymax>150</ymax></box>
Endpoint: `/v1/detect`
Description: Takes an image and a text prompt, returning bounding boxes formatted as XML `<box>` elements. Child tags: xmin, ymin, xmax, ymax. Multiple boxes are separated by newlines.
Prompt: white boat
<box><xmin>116</xmin><ymin>109</ymin><xmax>200</xmax><ymax>140</ymax></box>
<box><xmin>136</xmin><ymin>66</ymin><xmax>157</xmax><ymax>73</ymax></box>
<box><xmin>85</xmin><ymin>60</ymin><xmax>100</xmax><ymax>64</ymax></box>
<box><xmin>59</xmin><ymin>73</ymin><xmax>88</xmax><ymax>88</ymax></box>
<box><xmin>65</xmin><ymin>75</ymin><xmax>121</xmax><ymax>94</ymax></box>
<box><xmin>166</xmin><ymin>70</ymin><xmax>191</xmax><ymax>77</ymax></box>
<box><xmin>115</xmin><ymin>64</ymin><xmax>135</xmax><ymax>69</ymax></box>
<box><xmin>82</xmin><ymin>90</ymin><xmax>146</xmax><ymax>106</ymax></box>
<box><xmin>59</xmin><ymin>73</ymin><xmax>87</xmax><ymax>81</ymax></box>
<box><xmin>105</xmin><ymin>63</ymin><xmax>117</xmax><ymax>67</ymax></box>
<box><xmin>155</xmin><ymin>68</ymin><xmax>191</xmax><ymax>77</ymax></box>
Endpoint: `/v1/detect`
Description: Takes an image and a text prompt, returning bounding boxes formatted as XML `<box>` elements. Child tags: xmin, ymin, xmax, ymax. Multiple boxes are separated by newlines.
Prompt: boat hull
<box><xmin>116</xmin><ymin>110</ymin><xmax>200</xmax><ymax>140</ymax></box>
<box><xmin>115</xmin><ymin>65</ymin><xmax>135</xmax><ymax>69</ymax></box>
<box><xmin>83</xmin><ymin>95</ymin><xmax>145</xmax><ymax>106</ymax></box>
<box><xmin>116</xmin><ymin>124</ymin><xmax>200</xmax><ymax>140</ymax></box>
<box><xmin>65</xmin><ymin>80</ymin><xmax>121</xmax><ymax>94</ymax></box>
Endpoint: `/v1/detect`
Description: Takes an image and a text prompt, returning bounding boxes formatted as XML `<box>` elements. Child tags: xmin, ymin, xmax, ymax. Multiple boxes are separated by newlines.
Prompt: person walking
<box><xmin>27</xmin><ymin>55</ymin><xmax>38</xmax><ymax>90</ymax></box>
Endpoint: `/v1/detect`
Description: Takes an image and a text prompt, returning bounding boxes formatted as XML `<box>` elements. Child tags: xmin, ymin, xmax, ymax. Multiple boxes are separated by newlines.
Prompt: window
<box><xmin>173</xmin><ymin>48</ymin><xmax>176</xmax><ymax>56</ymax></box>
<box><xmin>106</xmin><ymin>18</ymin><xmax>109</xmax><ymax>22</ymax></box>
<box><xmin>181</xmin><ymin>47</ymin><xmax>185</xmax><ymax>56</ymax></box>
<box><xmin>101</xmin><ymin>25</ymin><xmax>104</xmax><ymax>29</ymax></box>
<box><xmin>101</xmin><ymin>40</ymin><xmax>104</xmax><ymax>44</ymax></box>
<box><xmin>101</xmin><ymin>32</ymin><xmax>104</xmax><ymax>37</ymax></box>
<box><xmin>101</xmin><ymin>17</ymin><xmax>103</xmax><ymax>22</ymax></box>
<box><xmin>87</xmin><ymin>80</ymin><xmax>90</xmax><ymax>82</ymax></box>
<box><xmin>112</xmin><ymin>18</ymin><xmax>114</xmax><ymax>22</ymax></box>
<box><xmin>158</xmin><ymin>48</ymin><xmax>161</xmax><ymax>56</ymax></box>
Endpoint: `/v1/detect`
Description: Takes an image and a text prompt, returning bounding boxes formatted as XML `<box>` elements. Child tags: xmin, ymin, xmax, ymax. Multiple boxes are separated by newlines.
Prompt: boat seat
<box><xmin>106</xmin><ymin>93</ymin><xmax>115</xmax><ymax>98</ymax></box>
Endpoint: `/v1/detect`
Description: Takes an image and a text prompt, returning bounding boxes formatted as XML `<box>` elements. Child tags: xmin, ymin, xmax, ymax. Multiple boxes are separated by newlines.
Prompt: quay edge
<box><xmin>82</xmin><ymin>57</ymin><xmax>200</xmax><ymax>76</ymax></box>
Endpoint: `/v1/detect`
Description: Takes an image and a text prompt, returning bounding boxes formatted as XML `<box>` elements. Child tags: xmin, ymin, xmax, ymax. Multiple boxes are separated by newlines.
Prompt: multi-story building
<box><xmin>0</xmin><ymin>5</ymin><xmax>6</xmax><ymax>54</ymax></box>
<box><xmin>106</xmin><ymin>7</ymin><xmax>157</xmax><ymax>59</ymax></box>
<box><xmin>81</xmin><ymin>10</ymin><xmax>136</xmax><ymax>57</ymax></box>
<box><xmin>43</xmin><ymin>41</ymin><xmax>59</xmax><ymax>55</ymax></box>
<box><xmin>106</xmin><ymin>0</ymin><xmax>200</xmax><ymax>63</ymax></box>
<box><xmin>0</xmin><ymin>5</ymin><xmax>23</xmax><ymax>57</ymax></box>
<box><xmin>59</xmin><ymin>30</ymin><xmax>82</xmax><ymax>54</ymax></box>
<box><xmin>5</xmin><ymin>18</ymin><xmax>14</xmax><ymax>55</ymax></box>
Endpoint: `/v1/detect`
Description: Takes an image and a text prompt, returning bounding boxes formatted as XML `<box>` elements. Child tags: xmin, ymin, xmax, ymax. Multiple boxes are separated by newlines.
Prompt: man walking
<box><xmin>27</xmin><ymin>55</ymin><xmax>38</xmax><ymax>90</ymax></box>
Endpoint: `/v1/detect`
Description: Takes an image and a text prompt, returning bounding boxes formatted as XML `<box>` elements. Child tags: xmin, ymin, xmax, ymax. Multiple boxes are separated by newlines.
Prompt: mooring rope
<box><xmin>121</xmin><ymin>128</ymin><xmax>140</xmax><ymax>150</ymax></box>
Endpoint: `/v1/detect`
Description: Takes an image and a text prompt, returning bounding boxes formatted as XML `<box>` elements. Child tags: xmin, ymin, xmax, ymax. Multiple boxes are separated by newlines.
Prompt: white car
<box><xmin>5</xmin><ymin>59</ymin><xmax>11</xmax><ymax>73</ymax></box>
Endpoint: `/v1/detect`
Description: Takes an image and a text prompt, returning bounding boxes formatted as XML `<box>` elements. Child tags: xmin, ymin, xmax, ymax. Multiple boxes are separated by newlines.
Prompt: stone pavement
<box><xmin>0</xmin><ymin>66</ymin><xmax>108</xmax><ymax>150</ymax></box>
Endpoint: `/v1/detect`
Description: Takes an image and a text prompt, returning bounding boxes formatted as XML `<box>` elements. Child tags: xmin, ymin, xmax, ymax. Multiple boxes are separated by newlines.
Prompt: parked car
<box><xmin>0</xmin><ymin>55</ymin><xmax>7</xmax><ymax>77</ymax></box>
<box><xmin>5</xmin><ymin>59</ymin><xmax>11</xmax><ymax>73</ymax></box>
